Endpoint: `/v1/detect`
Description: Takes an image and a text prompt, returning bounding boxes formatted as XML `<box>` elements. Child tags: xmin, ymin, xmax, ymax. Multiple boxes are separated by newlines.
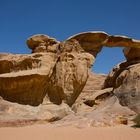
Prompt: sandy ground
<box><xmin>0</xmin><ymin>124</ymin><xmax>139</xmax><ymax>140</ymax></box>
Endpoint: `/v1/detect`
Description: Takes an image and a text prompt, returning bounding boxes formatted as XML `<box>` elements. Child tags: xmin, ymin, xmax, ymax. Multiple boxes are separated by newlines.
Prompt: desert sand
<box><xmin>0</xmin><ymin>125</ymin><xmax>139</xmax><ymax>140</ymax></box>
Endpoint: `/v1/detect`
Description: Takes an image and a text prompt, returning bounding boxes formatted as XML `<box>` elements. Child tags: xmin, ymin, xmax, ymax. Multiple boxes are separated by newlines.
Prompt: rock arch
<box><xmin>0</xmin><ymin>32</ymin><xmax>140</xmax><ymax>107</ymax></box>
<box><xmin>67</xmin><ymin>31</ymin><xmax>140</xmax><ymax>61</ymax></box>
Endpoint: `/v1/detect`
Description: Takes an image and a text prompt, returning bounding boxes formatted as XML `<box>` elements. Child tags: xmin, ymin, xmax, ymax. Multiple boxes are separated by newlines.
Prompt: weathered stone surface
<box><xmin>53</xmin><ymin>96</ymin><xmax>135</xmax><ymax>127</ymax></box>
<box><xmin>114</xmin><ymin>63</ymin><xmax>140</xmax><ymax>113</ymax></box>
<box><xmin>79</xmin><ymin>71</ymin><xmax>107</xmax><ymax>101</ymax></box>
<box><xmin>72</xmin><ymin>88</ymin><xmax>113</xmax><ymax>112</ymax></box>
<box><xmin>0</xmin><ymin>52</ymin><xmax>58</xmax><ymax>106</ymax></box>
<box><xmin>0</xmin><ymin>53</ymin><xmax>41</xmax><ymax>74</ymax></box>
<box><xmin>123</xmin><ymin>47</ymin><xmax>140</xmax><ymax>61</ymax></box>
<box><xmin>67</xmin><ymin>32</ymin><xmax>140</xmax><ymax>59</ymax></box>
<box><xmin>71</xmin><ymin>72</ymin><xmax>108</xmax><ymax>112</ymax></box>
<box><xmin>26</xmin><ymin>34</ymin><xmax>59</xmax><ymax>53</ymax></box>
<box><xmin>67</xmin><ymin>32</ymin><xmax>108</xmax><ymax>56</ymax></box>
<box><xmin>0</xmin><ymin>39</ymin><xmax>95</xmax><ymax>107</ymax></box>
<box><xmin>104</xmin><ymin>60</ymin><xmax>140</xmax><ymax>88</ymax></box>
<box><xmin>103</xmin><ymin>60</ymin><xmax>140</xmax><ymax>113</ymax></box>
<box><xmin>83</xmin><ymin>88</ymin><xmax>113</xmax><ymax>107</ymax></box>
<box><xmin>47</xmin><ymin>40</ymin><xmax>95</xmax><ymax>106</ymax></box>
<box><xmin>1</xmin><ymin>32</ymin><xmax>140</xmax><ymax>107</ymax></box>
<box><xmin>0</xmin><ymin>31</ymin><xmax>140</xmax><ymax>128</ymax></box>
<box><xmin>105</xmin><ymin>35</ymin><xmax>140</xmax><ymax>48</ymax></box>
<box><xmin>0</xmin><ymin>99</ymin><xmax>73</xmax><ymax>127</ymax></box>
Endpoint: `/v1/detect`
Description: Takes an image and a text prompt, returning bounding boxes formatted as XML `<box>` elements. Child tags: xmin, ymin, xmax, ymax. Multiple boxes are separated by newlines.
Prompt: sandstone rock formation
<box><xmin>0</xmin><ymin>52</ymin><xmax>58</xmax><ymax>106</ymax></box>
<box><xmin>0</xmin><ymin>31</ymin><xmax>140</xmax><ymax>127</ymax></box>
<box><xmin>0</xmin><ymin>98</ymin><xmax>73</xmax><ymax>127</ymax></box>
<box><xmin>26</xmin><ymin>34</ymin><xmax>59</xmax><ymax>53</ymax></box>
<box><xmin>114</xmin><ymin>63</ymin><xmax>140</xmax><ymax>113</ymax></box>
<box><xmin>123</xmin><ymin>47</ymin><xmax>140</xmax><ymax>61</ymax></box>
<box><xmin>104</xmin><ymin>61</ymin><xmax>140</xmax><ymax>113</ymax></box>
<box><xmin>67</xmin><ymin>32</ymin><xmax>140</xmax><ymax>113</ymax></box>
<box><xmin>1</xmin><ymin>32</ymin><xmax>140</xmax><ymax>107</ymax></box>
<box><xmin>103</xmin><ymin>56</ymin><xmax>140</xmax><ymax>113</ymax></box>
<box><xmin>73</xmin><ymin>71</ymin><xmax>107</xmax><ymax>108</ymax></box>
<box><xmin>67</xmin><ymin>31</ymin><xmax>140</xmax><ymax>58</ymax></box>
<box><xmin>67</xmin><ymin>32</ymin><xmax>108</xmax><ymax>56</ymax></box>
<box><xmin>0</xmin><ymin>37</ymin><xmax>95</xmax><ymax>106</ymax></box>
<box><xmin>46</xmin><ymin>40</ymin><xmax>94</xmax><ymax>106</ymax></box>
<box><xmin>53</xmin><ymin>96</ymin><xmax>135</xmax><ymax>127</ymax></box>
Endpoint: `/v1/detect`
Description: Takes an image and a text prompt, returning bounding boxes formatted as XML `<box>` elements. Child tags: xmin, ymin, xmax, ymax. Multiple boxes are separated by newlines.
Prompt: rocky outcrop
<box><xmin>1</xmin><ymin>32</ymin><xmax>140</xmax><ymax>107</ymax></box>
<box><xmin>67</xmin><ymin>32</ymin><xmax>108</xmax><ymax>56</ymax></box>
<box><xmin>0</xmin><ymin>31</ymin><xmax>140</xmax><ymax>127</ymax></box>
<box><xmin>26</xmin><ymin>34</ymin><xmax>59</xmax><ymax>53</ymax></box>
<box><xmin>0</xmin><ymin>52</ymin><xmax>58</xmax><ymax>106</ymax></box>
<box><xmin>104</xmin><ymin>61</ymin><xmax>140</xmax><ymax>113</ymax></box>
<box><xmin>83</xmin><ymin>88</ymin><xmax>113</xmax><ymax>107</ymax></box>
<box><xmin>79</xmin><ymin>72</ymin><xmax>107</xmax><ymax>100</ymax></box>
<box><xmin>53</xmin><ymin>96</ymin><xmax>135</xmax><ymax>127</ymax></box>
<box><xmin>114</xmin><ymin>63</ymin><xmax>140</xmax><ymax>113</ymax></box>
<box><xmin>67</xmin><ymin>32</ymin><xmax>140</xmax><ymax>58</ymax></box>
<box><xmin>0</xmin><ymin>98</ymin><xmax>73</xmax><ymax>127</ymax></box>
<box><xmin>47</xmin><ymin>40</ymin><xmax>94</xmax><ymax>106</ymax></box>
<box><xmin>71</xmin><ymin>87</ymin><xmax>113</xmax><ymax>113</ymax></box>
<box><xmin>68</xmin><ymin>32</ymin><xmax>140</xmax><ymax>112</ymax></box>
<box><xmin>123</xmin><ymin>47</ymin><xmax>140</xmax><ymax>61</ymax></box>
<box><xmin>104</xmin><ymin>60</ymin><xmax>140</xmax><ymax>88</ymax></box>
<box><xmin>0</xmin><ymin>38</ymin><xmax>94</xmax><ymax>106</ymax></box>
<box><xmin>68</xmin><ymin>31</ymin><xmax>140</xmax><ymax>113</ymax></box>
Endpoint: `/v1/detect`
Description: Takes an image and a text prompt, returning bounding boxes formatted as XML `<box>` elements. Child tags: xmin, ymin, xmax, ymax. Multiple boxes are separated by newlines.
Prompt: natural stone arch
<box><xmin>0</xmin><ymin>31</ymin><xmax>140</xmax><ymax>107</ymax></box>
<box><xmin>67</xmin><ymin>31</ymin><xmax>140</xmax><ymax>61</ymax></box>
<box><xmin>67</xmin><ymin>32</ymin><xmax>140</xmax><ymax>111</ymax></box>
<box><xmin>26</xmin><ymin>32</ymin><xmax>140</xmax><ymax>106</ymax></box>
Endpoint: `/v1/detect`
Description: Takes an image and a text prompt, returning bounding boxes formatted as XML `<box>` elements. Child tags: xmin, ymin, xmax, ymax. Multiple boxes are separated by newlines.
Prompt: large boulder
<box><xmin>0</xmin><ymin>52</ymin><xmax>58</xmax><ymax>106</ymax></box>
<box><xmin>0</xmin><ymin>39</ymin><xmax>94</xmax><ymax>107</ymax></box>
<box><xmin>26</xmin><ymin>34</ymin><xmax>59</xmax><ymax>53</ymax></box>
<box><xmin>47</xmin><ymin>40</ymin><xmax>95</xmax><ymax>106</ymax></box>
<box><xmin>114</xmin><ymin>63</ymin><xmax>140</xmax><ymax>113</ymax></box>
<box><xmin>104</xmin><ymin>60</ymin><xmax>140</xmax><ymax>88</ymax></box>
<box><xmin>104</xmin><ymin>61</ymin><xmax>140</xmax><ymax>113</ymax></box>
